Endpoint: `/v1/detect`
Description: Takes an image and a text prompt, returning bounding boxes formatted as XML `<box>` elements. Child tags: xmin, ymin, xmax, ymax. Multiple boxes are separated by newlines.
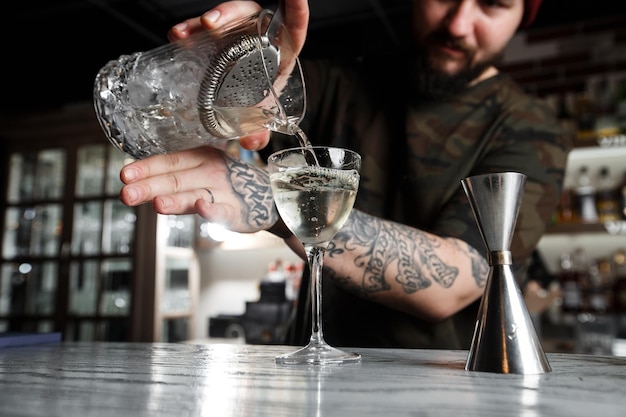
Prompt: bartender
<box><xmin>119</xmin><ymin>0</ymin><xmax>572</xmax><ymax>349</ymax></box>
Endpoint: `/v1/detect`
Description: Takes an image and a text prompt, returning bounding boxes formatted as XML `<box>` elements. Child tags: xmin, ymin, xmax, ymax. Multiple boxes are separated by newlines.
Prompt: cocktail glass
<box><xmin>268</xmin><ymin>146</ymin><xmax>361</xmax><ymax>365</ymax></box>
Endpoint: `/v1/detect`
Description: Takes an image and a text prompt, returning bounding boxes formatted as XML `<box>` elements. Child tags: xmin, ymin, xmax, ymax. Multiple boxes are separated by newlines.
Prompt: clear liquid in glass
<box><xmin>268</xmin><ymin>145</ymin><xmax>361</xmax><ymax>365</ymax></box>
<box><xmin>270</xmin><ymin>167</ymin><xmax>358</xmax><ymax>244</ymax></box>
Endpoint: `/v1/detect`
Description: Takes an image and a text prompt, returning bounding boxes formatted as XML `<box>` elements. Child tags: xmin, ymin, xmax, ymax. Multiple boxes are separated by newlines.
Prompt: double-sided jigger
<box><xmin>461</xmin><ymin>172</ymin><xmax>551</xmax><ymax>374</ymax></box>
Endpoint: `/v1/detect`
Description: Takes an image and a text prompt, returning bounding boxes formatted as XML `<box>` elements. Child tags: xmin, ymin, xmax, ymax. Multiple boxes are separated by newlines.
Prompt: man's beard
<box><xmin>409</xmin><ymin>39</ymin><xmax>501</xmax><ymax>103</ymax></box>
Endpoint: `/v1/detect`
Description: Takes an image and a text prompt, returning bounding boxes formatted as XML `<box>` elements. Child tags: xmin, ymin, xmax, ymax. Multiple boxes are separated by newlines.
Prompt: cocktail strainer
<box><xmin>197</xmin><ymin>32</ymin><xmax>279</xmax><ymax>138</ymax></box>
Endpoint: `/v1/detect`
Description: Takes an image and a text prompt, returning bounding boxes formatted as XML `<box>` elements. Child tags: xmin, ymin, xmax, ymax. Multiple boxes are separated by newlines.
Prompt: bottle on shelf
<box><xmin>265</xmin><ymin>259</ymin><xmax>285</xmax><ymax>282</ymax></box>
<box><xmin>574</xmin><ymin>93</ymin><xmax>597</xmax><ymax>145</ymax></box>
<box><xmin>596</xmin><ymin>166</ymin><xmax>620</xmax><ymax>222</ymax></box>
<box><xmin>558</xmin><ymin>251</ymin><xmax>582</xmax><ymax>318</ymax></box>
<box><xmin>583</xmin><ymin>257</ymin><xmax>613</xmax><ymax>314</ymax></box>
<box><xmin>556</xmin><ymin>92</ymin><xmax>578</xmax><ymax>139</ymax></box>
<box><xmin>619</xmin><ymin>170</ymin><xmax>626</xmax><ymax>220</ymax></box>
<box><xmin>283</xmin><ymin>261</ymin><xmax>303</xmax><ymax>302</ymax></box>
<box><xmin>592</xmin><ymin>77</ymin><xmax>620</xmax><ymax>140</ymax></box>
<box><xmin>574</xmin><ymin>165</ymin><xmax>599</xmax><ymax>224</ymax></box>
<box><xmin>615</xmin><ymin>77</ymin><xmax>626</xmax><ymax>135</ymax></box>
<box><xmin>555</xmin><ymin>187</ymin><xmax>575</xmax><ymax>224</ymax></box>
<box><xmin>573</xmin><ymin>248</ymin><xmax>617</xmax><ymax>355</ymax></box>
<box><xmin>612</xmin><ymin>250</ymin><xmax>626</xmax><ymax>311</ymax></box>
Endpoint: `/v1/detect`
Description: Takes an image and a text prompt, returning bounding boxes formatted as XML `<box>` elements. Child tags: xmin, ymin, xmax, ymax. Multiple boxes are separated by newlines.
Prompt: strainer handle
<box><xmin>266</xmin><ymin>0</ymin><xmax>284</xmax><ymax>40</ymax></box>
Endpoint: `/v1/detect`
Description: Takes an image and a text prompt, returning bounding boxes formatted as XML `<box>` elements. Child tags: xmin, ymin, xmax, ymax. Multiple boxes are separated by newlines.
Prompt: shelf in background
<box><xmin>572</xmin><ymin>134</ymin><xmax>626</xmax><ymax>150</ymax></box>
<box><xmin>546</xmin><ymin>221</ymin><xmax>626</xmax><ymax>235</ymax></box>
<box><xmin>538</xmin><ymin>231</ymin><xmax>625</xmax><ymax>273</ymax></box>
<box><xmin>562</xmin><ymin>139</ymin><xmax>626</xmax><ymax>190</ymax></box>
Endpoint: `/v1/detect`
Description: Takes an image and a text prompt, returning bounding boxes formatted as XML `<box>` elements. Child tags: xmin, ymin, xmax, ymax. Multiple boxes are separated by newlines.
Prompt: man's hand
<box><xmin>166</xmin><ymin>0</ymin><xmax>310</xmax><ymax>151</ymax></box>
<box><xmin>119</xmin><ymin>146</ymin><xmax>279</xmax><ymax>235</ymax></box>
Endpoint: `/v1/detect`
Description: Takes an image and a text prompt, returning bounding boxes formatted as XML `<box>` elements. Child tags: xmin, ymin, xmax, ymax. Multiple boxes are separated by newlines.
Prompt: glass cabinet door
<box><xmin>0</xmin><ymin>141</ymin><xmax>138</xmax><ymax>341</ymax></box>
<box><xmin>154</xmin><ymin>214</ymin><xmax>199</xmax><ymax>342</ymax></box>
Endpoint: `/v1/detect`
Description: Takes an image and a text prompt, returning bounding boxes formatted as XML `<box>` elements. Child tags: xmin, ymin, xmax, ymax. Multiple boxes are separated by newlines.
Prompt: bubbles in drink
<box><xmin>270</xmin><ymin>166</ymin><xmax>359</xmax><ymax>244</ymax></box>
<box><xmin>279</xmin><ymin>167</ymin><xmax>359</xmax><ymax>190</ymax></box>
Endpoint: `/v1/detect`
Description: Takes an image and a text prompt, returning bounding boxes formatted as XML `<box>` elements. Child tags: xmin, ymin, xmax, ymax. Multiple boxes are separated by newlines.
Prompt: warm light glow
<box><xmin>199</xmin><ymin>221</ymin><xmax>287</xmax><ymax>249</ymax></box>
<box><xmin>200</xmin><ymin>222</ymin><xmax>237</xmax><ymax>242</ymax></box>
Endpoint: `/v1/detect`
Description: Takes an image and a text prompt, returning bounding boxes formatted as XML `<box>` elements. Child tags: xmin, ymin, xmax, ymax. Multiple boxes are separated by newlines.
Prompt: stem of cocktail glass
<box><xmin>305</xmin><ymin>244</ymin><xmax>326</xmax><ymax>346</ymax></box>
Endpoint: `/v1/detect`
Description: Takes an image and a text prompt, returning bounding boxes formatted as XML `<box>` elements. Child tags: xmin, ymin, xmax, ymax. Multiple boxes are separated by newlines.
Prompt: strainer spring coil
<box><xmin>197</xmin><ymin>33</ymin><xmax>272</xmax><ymax>138</ymax></box>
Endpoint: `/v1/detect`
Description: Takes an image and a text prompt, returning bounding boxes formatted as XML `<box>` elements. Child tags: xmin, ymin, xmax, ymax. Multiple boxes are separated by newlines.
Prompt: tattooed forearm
<box><xmin>226</xmin><ymin>156</ymin><xmax>276</xmax><ymax>228</ymax></box>
<box><xmin>328</xmin><ymin>210</ymin><xmax>480</xmax><ymax>299</ymax></box>
<box><xmin>450</xmin><ymin>238</ymin><xmax>488</xmax><ymax>288</ymax></box>
<box><xmin>331</xmin><ymin>211</ymin><xmax>391</xmax><ymax>293</ymax></box>
<box><xmin>323</xmin><ymin>265</ymin><xmax>364</xmax><ymax>296</ymax></box>
<box><xmin>469</xmin><ymin>246</ymin><xmax>489</xmax><ymax>288</ymax></box>
<box><xmin>333</xmin><ymin>210</ymin><xmax>437</xmax><ymax>295</ymax></box>
<box><xmin>414</xmin><ymin>233</ymin><xmax>458</xmax><ymax>288</ymax></box>
<box><xmin>363</xmin><ymin>227</ymin><xmax>392</xmax><ymax>292</ymax></box>
<box><xmin>395</xmin><ymin>232</ymin><xmax>430</xmax><ymax>294</ymax></box>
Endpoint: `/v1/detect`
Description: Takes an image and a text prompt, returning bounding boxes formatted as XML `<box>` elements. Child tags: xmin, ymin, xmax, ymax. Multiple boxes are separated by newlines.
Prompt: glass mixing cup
<box><xmin>93</xmin><ymin>9</ymin><xmax>305</xmax><ymax>160</ymax></box>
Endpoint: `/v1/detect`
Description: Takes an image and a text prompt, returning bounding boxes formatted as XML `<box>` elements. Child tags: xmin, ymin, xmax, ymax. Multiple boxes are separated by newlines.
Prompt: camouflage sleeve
<box><xmin>435</xmin><ymin>88</ymin><xmax>573</xmax><ymax>278</ymax></box>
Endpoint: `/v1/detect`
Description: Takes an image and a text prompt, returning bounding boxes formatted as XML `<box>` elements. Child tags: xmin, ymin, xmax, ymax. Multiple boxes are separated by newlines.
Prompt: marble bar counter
<box><xmin>1</xmin><ymin>342</ymin><xmax>625</xmax><ymax>417</ymax></box>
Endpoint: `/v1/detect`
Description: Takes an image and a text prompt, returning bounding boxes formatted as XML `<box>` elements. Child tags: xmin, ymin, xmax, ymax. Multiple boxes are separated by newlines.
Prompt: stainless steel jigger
<box><xmin>461</xmin><ymin>172</ymin><xmax>551</xmax><ymax>374</ymax></box>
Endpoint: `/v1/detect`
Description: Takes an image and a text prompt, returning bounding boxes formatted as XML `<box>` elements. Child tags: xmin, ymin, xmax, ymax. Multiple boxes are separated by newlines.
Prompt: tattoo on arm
<box><xmin>395</xmin><ymin>231</ymin><xmax>430</xmax><ymax>294</ymax></box>
<box><xmin>414</xmin><ymin>232</ymin><xmax>458</xmax><ymax>289</ymax></box>
<box><xmin>448</xmin><ymin>239</ymin><xmax>488</xmax><ymax>288</ymax></box>
<box><xmin>468</xmin><ymin>245</ymin><xmax>489</xmax><ymax>288</ymax></box>
<box><xmin>328</xmin><ymin>210</ymin><xmax>463</xmax><ymax>296</ymax></box>
<box><xmin>226</xmin><ymin>156</ymin><xmax>277</xmax><ymax>229</ymax></box>
<box><xmin>326</xmin><ymin>212</ymin><xmax>391</xmax><ymax>296</ymax></box>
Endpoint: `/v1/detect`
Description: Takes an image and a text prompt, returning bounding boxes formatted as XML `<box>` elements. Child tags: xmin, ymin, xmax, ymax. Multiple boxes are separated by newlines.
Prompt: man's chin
<box><xmin>429</xmin><ymin>56</ymin><xmax>468</xmax><ymax>78</ymax></box>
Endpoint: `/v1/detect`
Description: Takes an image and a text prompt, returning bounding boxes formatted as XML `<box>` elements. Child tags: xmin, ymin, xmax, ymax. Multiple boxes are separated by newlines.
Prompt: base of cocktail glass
<box><xmin>275</xmin><ymin>341</ymin><xmax>361</xmax><ymax>365</ymax></box>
